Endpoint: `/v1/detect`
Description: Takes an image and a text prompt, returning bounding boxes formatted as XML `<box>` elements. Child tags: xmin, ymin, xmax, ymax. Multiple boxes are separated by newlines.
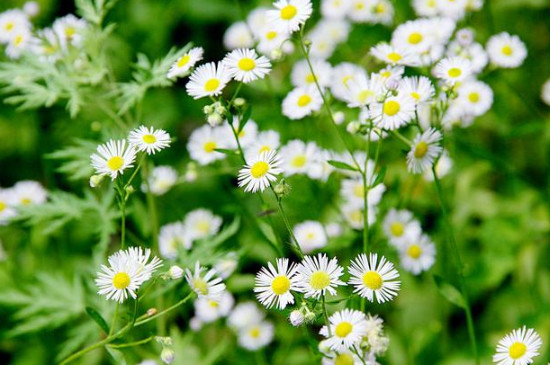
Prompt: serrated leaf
<box><xmin>327</xmin><ymin>160</ymin><xmax>359</xmax><ymax>172</ymax></box>
<box><xmin>433</xmin><ymin>275</ymin><xmax>466</xmax><ymax>309</ymax></box>
<box><xmin>86</xmin><ymin>306</ymin><xmax>110</xmax><ymax>334</ymax></box>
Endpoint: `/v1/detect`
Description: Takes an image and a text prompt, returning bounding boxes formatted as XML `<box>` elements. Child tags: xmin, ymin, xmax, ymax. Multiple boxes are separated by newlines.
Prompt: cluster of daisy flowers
<box><xmin>90</xmin><ymin>125</ymin><xmax>171</xmax><ymax>181</ymax></box>
<box><xmin>0</xmin><ymin>180</ymin><xmax>47</xmax><ymax>225</ymax></box>
<box><xmin>0</xmin><ymin>3</ymin><xmax>90</xmax><ymax>60</ymax></box>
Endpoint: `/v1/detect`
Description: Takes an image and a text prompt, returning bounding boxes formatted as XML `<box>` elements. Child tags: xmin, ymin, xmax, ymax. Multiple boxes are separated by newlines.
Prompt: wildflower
<box><xmin>128</xmin><ymin>125</ymin><xmax>171</xmax><ymax>155</ymax></box>
<box><xmin>293</xmin><ymin>221</ymin><xmax>327</xmax><ymax>254</ymax></box>
<box><xmin>370</xmin><ymin>43</ymin><xmax>419</xmax><ymax>66</ymax></box>
<box><xmin>158</xmin><ymin>222</ymin><xmax>192</xmax><ymax>259</ymax></box>
<box><xmin>493</xmin><ymin>326</ymin><xmax>542</xmax><ymax>365</ymax></box>
<box><xmin>295</xmin><ymin>254</ymin><xmax>346</xmax><ymax>299</ymax></box>
<box><xmin>142</xmin><ymin>166</ymin><xmax>178</xmax><ymax>196</ymax></box>
<box><xmin>486</xmin><ymin>32</ymin><xmax>527</xmax><ymax>69</ymax></box>
<box><xmin>238</xmin><ymin>321</ymin><xmax>274</xmax><ymax>351</ymax></box>
<box><xmin>227</xmin><ymin>302</ymin><xmax>265</xmax><ymax>331</ymax></box>
<box><xmin>12</xmin><ymin>180</ymin><xmax>47</xmax><ymax>206</ymax></box>
<box><xmin>185</xmin><ymin>262</ymin><xmax>226</xmax><ymax>301</ymax></box>
<box><xmin>214</xmin><ymin>253</ymin><xmax>239</xmax><ymax>279</ymax></box>
<box><xmin>348</xmin><ymin>253</ymin><xmax>400</xmax><ymax>303</ymax></box>
<box><xmin>222</xmin><ymin>48</ymin><xmax>272</xmax><ymax>83</ymax></box>
<box><xmin>194</xmin><ymin>291</ymin><xmax>234</xmax><ymax>323</ymax></box>
<box><xmin>267</xmin><ymin>0</ymin><xmax>313</xmax><ymax>34</ymax></box>
<box><xmin>399</xmin><ymin>234</ymin><xmax>436</xmax><ymax>275</ymax></box>
<box><xmin>370</xmin><ymin>94</ymin><xmax>416</xmax><ymax>130</ymax></box>
<box><xmin>168</xmin><ymin>265</ymin><xmax>184</xmax><ymax>280</ymax></box>
<box><xmin>223</xmin><ymin>21</ymin><xmax>254</xmax><ymax>50</ymax></box>
<box><xmin>186</xmin><ymin>62</ymin><xmax>231</xmax><ymax>99</ymax></box>
<box><xmin>279</xmin><ymin>140</ymin><xmax>319</xmax><ymax>176</ymax></box>
<box><xmin>52</xmin><ymin>14</ymin><xmax>87</xmax><ymax>49</ymax></box>
<box><xmin>455</xmin><ymin>80</ymin><xmax>493</xmax><ymax>117</ymax></box>
<box><xmin>382</xmin><ymin>209</ymin><xmax>422</xmax><ymax>248</ymax></box>
<box><xmin>397</xmin><ymin>76</ymin><xmax>435</xmax><ymax>105</ymax></box>
<box><xmin>289</xmin><ymin>309</ymin><xmax>305</xmax><ymax>326</ymax></box>
<box><xmin>319</xmin><ymin>309</ymin><xmax>369</xmax><ymax>352</ymax></box>
<box><xmin>433</xmin><ymin>57</ymin><xmax>472</xmax><ymax>85</ymax></box>
<box><xmin>291</xmin><ymin>59</ymin><xmax>333</xmax><ymax>89</ymax></box>
<box><xmin>238</xmin><ymin>150</ymin><xmax>283</xmax><ymax>193</ymax></box>
<box><xmin>282</xmin><ymin>86</ymin><xmax>323</xmax><ymax>120</ymax></box>
<box><xmin>96</xmin><ymin>247</ymin><xmax>163</xmax><ymax>303</ymax></box>
<box><xmin>254</xmin><ymin>258</ymin><xmax>299</xmax><ymax>309</ymax></box>
<box><xmin>344</xmin><ymin>73</ymin><xmax>385</xmax><ymax>108</ymax></box>
<box><xmin>321</xmin><ymin>0</ymin><xmax>351</xmax><ymax>19</ymax></box>
<box><xmin>424</xmin><ymin>150</ymin><xmax>453</xmax><ymax>181</ymax></box>
<box><xmin>406</xmin><ymin>128</ymin><xmax>443</xmax><ymax>174</ymax></box>
<box><xmin>184</xmin><ymin>208</ymin><xmax>223</xmax><ymax>241</ymax></box>
<box><xmin>541</xmin><ymin>79</ymin><xmax>550</xmax><ymax>106</ymax></box>
<box><xmin>167</xmin><ymin>47</ymin><xmax>204</xmax><ymax>79</ymax></box>
<box><xmin>0</xmin><ymin>189</ymin><xmax>17</xmax><ymax>225</ymax></box>
<box><xmin>91</xmin><ymin>140</ymin><xmax>137</xmax><ymax>180</ymax></box>
<box><xmin>244</xmin><ymin>130</ymin><xmax>281</xmax><ymax>161</ymax></box>
<box><xmin>330</xmin><ymin>62</ymin><xmax>367</xmax><ymax>102</ymax></box>
<box><xmin>0</xmin><ymin>9</ymin><xmax>30</xmax><ymax>44</ymax></box>
<box><xmin>186</xmin><ymin>125</ymin><xmax>229</xmax><ymax>165</ymax></box>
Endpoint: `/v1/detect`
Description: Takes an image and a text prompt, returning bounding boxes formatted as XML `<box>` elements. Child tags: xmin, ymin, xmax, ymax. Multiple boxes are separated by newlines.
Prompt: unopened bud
<box><xmin>125</xmin><ymin>185</ymin><xmax>135</xmax><ymax>196</ymax></box>
<box><xmin>168</xmin><ymin>265</ymin><xmax>184</xmax><ymax>279</ymax></box>
<box><xmin>214</xmin><ymin>103</ymin><xmax>226</xmax><ymax>115</ymax></box>
<box><xmin>303</xmin><ymin>38</ymin><xmax>312</xmax><ymax>47</ymax></box>
<box><xmin>273</xmin><ymin>179</ymin><xmax>291</xmax><ymax>198</ymax></box>
<box><xmin>333</xmin><ymin>111</ymin><xmax>345</xmax><ymax>125</ymax></box>
<box><xmin>456</xmin><ymin>28</ymin><xmax>474</xmax><ymax>47</ymax></box>
<box><xmin>23</xmin><ymin>1</ymin><xmax>40</xmax><ymax>17</ymax></box>
<box><xmin>147</xmin><ymin>308</ymin><xmax>158</xmax><ymax>317</ymax></box>
<box><xmin>304</xmin><ymin>311</ymin><xmax>316</xmax><ymax>324</ymax></box>
<box><xmin>160</xmin><ymin>348</ymin><xmax>175</xmax><ymax>364</ymax></box>
<box><xmin>203</xmin><ymin>105</ymin><xmax>214</xmax><ymax>114</ymax></box>
<box><xmin>346</xmin><ymin>121</ymin><xmax>361</xmax><ymax>134</ymax></box>
<box><xmin>207</xmin><ymin>113</ymin><xmax>223</xmax><ymax>126</ymax></box>
<box><xmin>233</xmin><ymin>97</ymin><xmax>246</xmax><ymax>107</ymax></box>
<box><xmin>89</xmin><ymin>175</ymin><xmax>104</xmax><ymax>188</ymax></box>
<box><xmin>270</xmin><ymin>48</ymin><xmax>283</xmax><ymax>61</ymax></box>
<box><xmin>155</xmin><ymin>336</ymin><xmax>173</xmax><ymax>346</ymax></box>
<box><xmin>289</xmin><ymin>310</ymin><xmax>304</xmax><ymax>327</ymax></box>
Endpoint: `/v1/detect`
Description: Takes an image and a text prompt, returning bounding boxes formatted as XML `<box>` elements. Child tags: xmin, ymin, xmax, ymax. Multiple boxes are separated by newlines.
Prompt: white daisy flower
<box><xmin>12</xmin><ymin>180</ymin><xmax>47</xmax><ymax>206</ymax></box>
<box><xmin>424</xmin><ymin>149</ymin><xmax>453</xmax><ymax>181</ymax></box>
<box><xmin>96</xmin><ymin>247</ymin><xmax>162</xmax><ymax>303</ymax></box>
<box><xmin>436</xmin><ymin>0</ymin><xmax>468</xmax><ymax>20</ymax></box>
<box><xmin>282</xmin><ymin>86</ymin><xmax>323</xmax><ymax>120</ymax></box>
<box><xmin>222</xmin><ymin>48</ymin><xmax>272</xmax><ymax>83</ymax></box>
<box><xmin>227</xmin><ymin>301</ymin><xmax>265</xmax><ymax>331</ymax></box>
<box><xmin>244</xmin><ymin>130</ymin><xmax>281</xmax><ymax>161</ymax></box>
<box><xmin>369</xmin><ymin>0</ymin><xmax>394</xmax><ymax>25</ymax></box>
<box><xmin>186</xmin><ymin>125</ymin><xmax>229</xmax><ymax>165</ymax></box>
<box><xmin>158</xmin><ymin>221</ymin><xmax>192</xmax><ymax>259</ymax></box>
<box><xmin>167</xmin><ymin>47</ymin><xmax>204</xmax><ymax>79</ymax></box>
<box><xmin>186</xmin><ymin>62</ymin><xmax>231</xmax><ymax>99</ymax></box>
<box><xmin>407</xmin><ymin>128</ymin><xmax>443</xmax><ymax>174</ymax></box>
<box><xmin>413</xmin><ymin>0</ymin><xmax>439</xmax><ymax>17</ymax></box>
<box><xmin>223</xmin><ymin>21</ymin><xmax>254</xmax><ymax>50</ymax></box>
<box><xmin>446</xmin><ymin>41</ymin><xmax>488</xmax><ymax>74</ymax></box>
<box><xmin>433</xmin><ymin>57</ymin><xmax>472</xmax><ymax>85</ymax></box>
<box><xmin>32</xmin><ymin>27</ymin><xmax>62</xmax><ymax>62</ymax></box>
<box><xmin>52</xmin><ymin>14</ymin><xmax>87</xmax><ymax>49</ymax></box>
<box><xmin>455</xmin><ymin>80</ymin><xmax>493</xmax><ymax>117</ymax></box>
<box><xmin>347</xmin><ymin>0</ymin><xmax>374</xmax><ymax>23</ymax></box>
<box><xmin>341</xmin><ymin>203</ymin><xmax>377</xmax><ymax>230</ymax></box>
<box><xmin>194</xmin><ymin>291</ymin><xmax>234</xmax><ymax>323</ymax></box>
<box><xmin>319</xmin><ymin>309</ymin><xmax>369</xmax><ymax>352</ymax></box>
<box><xmin>399</xmin><ymin>233</ymin><xmax>436</xmax><ymax>275</ymax></box>
<box><xmin>383</xmin><ymin>209</ymin><xmax>422</xmax><ymax>249</ymax></box>
<box><xmin>0</xmin><ymin>9</ymin><xmax>30</xmax><ymax>44</ymax></box>
<box><xmin>308</xmin><ymin>21</ymin><xmax>348</xmax><ymax>59</ymax></box>
<box><xmin>321</xmin><ymin>0</ymin><xmax>352</xmax><ymax>19</ymax></box>
<box><xmin>128</xmin><ymin>125</ymin><xmax>171</xmax><ymax>155</ymax></box>
<box><xmin>330</xmin><ymin>62</ymin><xmax>367</xmax><ymax>102</ymax></box>
<box><xmin>375</xmin><ymin>65</ymin><xmax>405</xmax><ymax>87</ymax></box>
<box><xmin>344</xmin><ymin>73</ymin><xmax>386</xmax><ymax>108</ymax></box>
<box><xmin>0</xmin><ymin>189</ymin><xmax>17</xmax><ymax>225</ymax></box>
<box><xmin>213</xmin><ymin>253</ymin><xmax>239</xmax><ymax>279</ymax></box>
<box><xmin>238</xmin><ymin>150</ymin><xmax>283</xmax><ymax>193</ymax></box>
<box><xmin>225</xmin><ymin>118</ymin><xmax>259</xmax><ymax>149</ymax></box>
<box><xmin>267</xmin><ymin>0</ymin><xmax>313</xmax><ymax>34</ymax></box>
<box><xmin>247</xmin><ymin>7</ymin><xmax>269</xmax><ymax>38</ymax></box>
<box><xmin>493</xmin><ymin>326</ymin><xmax>542</xmax><ymax>365</ymax></box>
<box><xmin>184</xmin><ymin>208</ymin><xmax>223</xmax><ymax>241</ymax></box>
<box><xmin>340</xmin><ymin>177</ymin><xmax>386</xmax><ymax>209</ymax></box>
<box><xmin>280</xmin><ymin>139</ymin><xmax>319</xmax><ymax>176</ymax></box>
<box><xmin>254</xmin><ymin>258</ymin><xmax>299</xmax><ymax>309</ymax></box>
<box><xmin>91</xmin><ymin>139</ymin><xmax>137</xmax><ymax>180</ymax></box>
<box><xmin>291</xmin><ymin>58</ymin><xmax>333</xmax><ymax>89</ymax></box>
<box><xmin>370</xmin><ymin>94</ymin><xmax>416</xmax><ymax>130</ymax></box>
<box><xmin>293</xmin><ymin>221</ymin><xmax>328</xmax><ymax>253</ymax></box>
<box><xmin>487</xmin><ymin>32</ymin><xmax>527</xmax><ymax>69</ymax></box>
<box><xmin>185</xmin><ymin>262</ymin><xmax>226</xmax><ymax>301</ymax></box>
<box><xmin>256</xmin><ymin>25</ymin><xmax>293</xmax><ymax>57</ymax></box>
<box><xmin>238</xmin><ymin>321</ymin><xmax>274</xmax><ymax>351</ymax></box>
<box><xmin>370</xmin><ymin>43</ymin><xmax>419</xmax><ymax>66</ymax></box>
<box><xmin>392</xmin><ymin>19</ymin><xmax>435</xmax><ymax>54</ymax></box>
<box><xmin>398</xmin><ymin>76</ymin><xmax>435</xmax><ymax>105</ymax></box>
<box><xmin>5</xmin><ymin>28</ymin><xmax>33</xmax><ymax>59</ymax></box>
<box><xmin>142</xmin><ymin>166</ymin><xmax>178</xmax><ymax>196</ymax></box>
<box><xmin>348</xmin><ymin>253</ymin><xmax>400</xmax><ymax>303</ymax></box>
<box><xmin>295</xmin><ymin>254</ymin><xmax>346</xmax><ymax>299</ymax></box>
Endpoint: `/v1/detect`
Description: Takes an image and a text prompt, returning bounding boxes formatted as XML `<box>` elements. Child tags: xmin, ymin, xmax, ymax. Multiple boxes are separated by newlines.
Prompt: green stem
<box><xmin>390</xmin><ymin>129</ymin><xmax>413</xmax><ymax>147</ymax></box>
<box><xmin>229</xmin><ymin>82</ymin><xmax>243</xmax><ymax>106</ymax></box>
<box><xmin>352</xmin><ymin>346</ymin><xmax>367</xmax><ymax>365</ymax></box>
<box><xmin>272</xmin><ymin>191</ymin><xmax>304</xmax><ymax>259</ymax></box>
<box><xmin>134</xmin><ymin>291</ymin><xmax>195</xmax><ymax>327</ymax></box>
<box><xmin>321</xmin><ymin>295</ymin><xmax>331</xmax><ymax>336</ymax></box>
<box><xmin>362</xmin><ymin>130</ymin><xmax>371</xmax><ymax>253</ymax></box>
<box><xmin>432</xmin><ymin>167</ymin><xmax>479</xmax><ymax>365</ymax></box>
<box><xmin>109</xmin><ymin>302</ymin><xmax>119</xmax><ymax>336</ymax></box>
<box><xmin>107</xmin><ymin>336</ymin><xmax>154</xmax><ymax>349</ymax></box>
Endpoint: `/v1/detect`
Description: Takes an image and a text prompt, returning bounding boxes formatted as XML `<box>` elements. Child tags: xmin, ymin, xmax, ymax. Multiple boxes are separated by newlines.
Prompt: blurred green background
<box><xmin>0</xmin><ymin>0</ymin><xmax>550</xmax><ymax>364</ymax></box>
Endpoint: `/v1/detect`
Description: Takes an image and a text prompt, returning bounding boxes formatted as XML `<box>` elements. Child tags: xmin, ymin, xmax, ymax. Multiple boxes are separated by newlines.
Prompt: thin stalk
<box><xmin>390</xmin><ymin>130</ymin><xmax>413</xmax><ymax>147</ymax></box>
<box><xmin>432</xmin><ymin>167</ymin><xmax>479</xmax><ymax>365</ymax></box>
<box><xmin>352</xmin><ymin>346</ymin><xmax>368</xmax><ymax>365</ymax></box>
<box><xmin>272</xmin><ymin>192</ymin><xmax>304</xmax><ymax>259</ymax></box>
<box><xmin>321</xmin><ymin>295</ymin><xmax>331</xmax><ymax>336</ymax></box>
<box><xmin>362</xmin><ymin>130</ymin><xmax>372</xmax><ymax>253</ymax></box>
<box><xmin>107</xmin><ymin>336</ymin><xmax>154</xmax><ymax>349</ymax></box>
<box><xmin>109</xmin><ymin>303</ymin><xmax>119</xmax><ymax>336</ymax></box>
<box><xmin>134</xmin><ymin>292</ymin><xmax>195</xmax><ymax>327</ymax></box>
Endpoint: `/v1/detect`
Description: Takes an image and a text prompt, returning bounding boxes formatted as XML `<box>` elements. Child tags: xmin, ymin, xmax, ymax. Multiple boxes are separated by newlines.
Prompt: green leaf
<box><xmin>238</xmin><ymin>105</ymin><xmax>252</xmax><ymax>131</ymax></box>
<box><xmin>327</xmin><ymin>160</ymin><xmax>359</xmax><ymax>172</ymax></box>
<box><xmin>371</xmin><ymin>166</ymin><xmax>387</xmax><ymax>187</ymax></box>
<box><xmin>86</xmin><ymin>306</ymin><xmax>110</xmax><ymax>334</ymax></box>
<box><xmin>106</xmin><ymin>347</ymin><xmax>126</xmax><ymax>365</ymax></box>
<box><xmin>213</xmin><ymin>148</ymin><xmax>239</xmax><ymax>155</ymax></box>
<box><xmin>433</xmin><ymin>275</ymin><xmax>466</xmax><ymax>309</ymax></box>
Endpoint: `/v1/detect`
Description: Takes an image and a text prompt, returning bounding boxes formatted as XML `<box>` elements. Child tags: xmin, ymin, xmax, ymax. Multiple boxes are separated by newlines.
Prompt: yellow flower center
<box><xmin>208</xmin><ymin>300</ymin><xmax>219</xmax><ymax>308</ymax></box>
<box><xmin>259</xmin><ymin>145</ymin><xmax>271</xmax><ymax>153</ymax></box>
<box><xmin>387</xmin><ymin>52</ymin><xmax>402</xmax><ymax>63</ymax></box>
<box><xmin>5</xmin><ymin>22</ymin><xmax>14</xmax><ymax>31</ymax></box>
<box><xmin>204</xmin><ymin>78</ymin><xmax>220</xmax><ymax>92</ymax></box>
<box><xmin>414</xmin><ymin>141</ymin><xmax>429</xmax><ymax>158</ymax></box>
<box><xmin>350</xmin><ymin>209</ymin><xmax>363</xmax><ymax>223</ymax></box>
<box><xmin>408</xmin><ymin>32</ymin><xmax>423</xmax><ymax>44</ymax></box>
<box><xmin>193</xmin><ymin>278</ymin><xmax>209</xmax><ymax>295</ymax></box>
<box><xmin>428</xmin><ymin>0</ymin><xmax>436</xmax><ymax>6</ymax></box>
<box><xmin>297</xmin><ymin>95</ymin><xmax>312</xmax><ymax>107</ymax></box>
<box><xmin>280</xmin><ymin>5</ymin><xmax>298</xmax><ymax>20</ymax></box>
<box><xmin>310</xmin><ymin>271</ymin><xmax>331</xmax><ymax>290</ymax></box>
<box><xmin>411</xmin><ymin>92</ymin><xmax>421</xmax><ymax>100</ymax></box>
<box><xmin>448</xmin><ymin>68</ymin><xmax>462</xmax><ymax>78</ymax></box>
<box><xmin>335</xmin><ymin>321</ymin><xmax>353</xmax><ymax>338</ymax></box>
<box><xmin>271</xmin><ymin>275</ymin><xmax>291</xmax><ymax>295</ymax></box>
<box><xmin>358</xmin><ymin>90</ymin><xmax>374</xmax><ymax>104</ymax></box>
<box><xmin>374</xmin><ymin>3</ymin><xmax>386</xmax><ymax>13</ymax></box>
<box><xmin>266</xmin><ymin>31</ymin><xmax>277</xmax><ymax>40</ymax></box>
<box><xmin>251</xmin><ymin>161</ymin><xmax>269</xmax><ymax>178</ymax></box>
<box><xmin>142</xmin><ymin>134</ymin><xmax>156</xmax><ymax>144</ymax></box>
<box><xmin>383</xmin><ymin>100</ymin><xmax>400</xmax><ymax>116</ymax></box>
<box><xmin>355</xmin><ymin>2</ymin><xmax>365</xmax><ymax>10</ymax></box>
<box><xmin>14</xmin><ymin>35</ymin><xmax>23</xmax><ymax>46</ymax></box>
<box><xmin>291</xmin><ymin>155</ymin><xmax>306</xmax><ymax>168</ymax></box>
<box><xmin>0</xmin><ymin>201</ymin><xmax>6</xmax><ymax>212</ymax></box>
<box><xmin>65</xmin><ymin>27</ymin><xmax>76</xmax><ymax>38</ymax></box>
<box><xmin>501</xmin><ymin>45</ymin><xmax>513</xmax><ymax>56</ymax></box>
<box><xmin>113</xmin><ymin>272</ymin><xmax>131</xmax><ymax>289</ymax></box>
<box><xmin>381</xmin><ymin>71</ymin><xmax>391</xmax><ymax>78</ymax></box>
<box><xmin>238</xmin><ymin>57</ymin><xmax>256</xmax><ymax>71</ymax></box>
<box><xmin>362</xmin><ymin>271</ymin><xmax>383</xmax><ymax>289</ymax></box>
<box><xmin>353</xmin><ymin>184</ymin><xmax>364</xmax><ymax>198</ymax></box>
<box><xmin>335</xmin><ymin>353</ymin><xmax>355</xmax><ymax>365</ymax></box>
<box><xmin>196</xmin><ymin>220</ymin><xmax>210</xmax><ymax>234</ymax></box>
<box><xmin>249</xmin><ymin>327</ymin><xmax>261</xmax><ymax>338</ymax></box>
<box><xmin>407</xmin><ymin>244</ymin><xmax>423</xmax><ymax>258</ymax></box>
<box><xmin>177</xmin><ymin>54</ymin><xmax>191</xmax><ymax>68</ymax></box>
<box><xmin>390</xmin><ymin>222</ymin><xmax>404</xmax><ymax>237</ymax></box>
<box><xmin>306</xmin><ymin>73</ymin><xmax>316</xmax><ymax>83</ymax></box>
<box><xmin>203</xmin><ymin>141</ymin><xmax>217</xmax><ymax>153</ymax></box>
<box><xmin>508</xmin><ymin>342</ymin><xmax>527</xmax><ymax>359</ymax></box>
<box><xmin>21</xmin><ymin>198</ymin><xmax>32</xmax><ymax>205</ymax></box>
<box><xmin>107</xmin><ymin>156</ymin><xmax>124</xmax><ymax>171</ymax></box>
<box><xmin>342</xmin><ymin>75</ymin><xmax>352</xmax><ymax>85</ymax></box>
<box><xmin>468</xmin><ymin>92</ymin><xmax>480</xmax><ymax>103</ymax></box>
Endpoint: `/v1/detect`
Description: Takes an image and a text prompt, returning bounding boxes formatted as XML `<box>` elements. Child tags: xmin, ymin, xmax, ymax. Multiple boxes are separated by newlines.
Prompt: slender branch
<box><xmin>272</xmin><ymin>190</ymin><xmax>304</xmax><ymax>259</ymax></box>
<box><xmin>109</xmin><ymin>302</ymin><xmax>119</xmax><ymax>336</ymax></box>
<box><xmin>134</xmin><ymin>291</ymin><xmax>195</xmax><ymax>327</ymax></box>
<box><xmin>107</xmin><ymin>336</ymin><xmax>154</xmax><ymax>349</ymax></box>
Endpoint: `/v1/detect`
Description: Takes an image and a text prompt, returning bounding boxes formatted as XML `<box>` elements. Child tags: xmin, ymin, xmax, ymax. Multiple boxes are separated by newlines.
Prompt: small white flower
<box><xmin>399</xmin><ymin>234</ymin><xmax>436</xmax><ymax>275</ymax></box>
<box><xmin>12</xmin><ymin>180</ymin><xmax>47</xmax><ymax>206</ymax></box>
<box><xmin>293</xmin><ymin>221</ymin><xmax>328</xmax><ymax>254</ymax></box>
<box><xmin>128</xmin><ymin>125</ymin><xmax>171</xmax><ymax>155</ymax></box>
<box><xmin>0</xmin><ymin>9</ymin><xmax>31</xmax><ymax>44</ymax></box>
<box><xmin>291</xmin><ymin>58</ymin><xmax>333</xmax><ymax>89</ymax></box>
<box><xmin>433</xmin><ymin>57</ymin><xmax>472</xmax><ymax>85</ymax></box>
<box><xmin>370</xmin><ymin>94</ymin><xmax>416</xmax><ymax>130</ymax></box>
<box><xmin>238</xmin><ymin>321</ymin><xmax>274</xmax><ymax>351</ymax></box>
<box><xmin>142</xmin><ymin>166</ymin><xmax>178</xmax><ymax>196</ymax></box>
<box><xmin>267</xmin><ymin>0</ymin><xmax>313</xmax><ymax>34</ymax></box>
<box><xmin>168</xmin><ymin>265</ymin><xmax>184</xmax><ymax>279</ymax></box>
<box><xmin>371</xmin><ymin>43</ymin><xmax>419</xmax><ymax>66</ymax></box>
<box><xmin>407</xmin><ymin>128</ymin><xmax>443</xmax><ymax>174</ymax></box>
<box><xmin>254</xmin><ymin>258</ymin><xmax>299</xmax><ymax>309</ymax></box>
<box><xmin>330</xmin><ymin>62</ymin><xmax>367</xmax><ymax>102</ymax></box>
<box><xmin>295</xmin><ymin>254</ymin><xmax>346</xmax><ymax>299</ymax></box>
<box><xmin>455</xmin><ymin>80</ymin><xmax>493</xmax><ymax>117</ymax></box>
<box><xmin>0</xmin><ymin>188</ymin><xmax>17</xmax><ymax>225</ymax></box>
<box><xmin>238</xmin><ymin>150</ymin><xmax>283</xmax><ymax>193</ymax></box>
<box><xmin>223</xmin><ymin>21</ymin><xmax>254</xmax><ymax>50</ymax></box>
<box><xmin>227</xmin><ymin>302</ymin><xmax>265</xmax><ymax>331</ymax></box>
<box><xmin>158</xmin><ymin>221</ymin><xmax>192</xmax><ymax>259</ymax></box>
<box><xmin>184</xmin><ymin>208</ymin><xmax>223</xmax><ymax>241</ymax></box>
<box><xmin>541</xmin><ymin>79</ymin><xmax>550</xmax><ymax>106</ymax></box>
<box><xmin>383</xmin><ymin>209</ymin><xmax>422</xmax><ymax>248</ymax></box>
<box><xmin>52</xmin><ymin>14</ymin><xmax>87</xmax><ymax>49</ymax></box>
<box><xmin>493</xmin><ymin>326</ymin><xmax>542</xmax><ymax>365</ymax></box>
<box><xmin>91</xmin><ymin>139</ymin><xmax>137</xmax><ymax>180</ymax></box>
<box><xmin>289</xmin><ymin>310</ymin><xmax>305</xmax><ymax>326</ymax></box>
<box><xmin>185</xmin><ymin>262</ymin><xmax>226</xmax><ymax>301</ymax></box>
<box><xmin>319</xmin><ymin>309</ymin><xmax>369</xmax><ymax>352</ymax></box>
<box><xmin>282</xmin><ymin>86</ymin><xmax>323</xmax><ymax>120</ymax></box>
<box><xmin>397</xmin><ymin>76</ymin><xmax>435</xmax><ymax>105</ymax></box>
<box><xmin>187</xmin><ymin>125</ymin><xmax>230</xmax><ymax>165</ymax></box>
<box><xmin>244</xmin><ymin>130</ymin><xmax>281</xmax><ymax>161</ymax></box>
<box><xmin>487</xmin><ymin>32</ymin><xmax>527</xmax><ymax>69</ymax></box>
<box><xmin>194</xmin><ymin>291</ymin><xmax>234</xmax><ymax>323</ymax></box>
<box><xmin>186</xmin><ymin>62</ymin><xmax>231</xmax><ymax>99</ymax></box>
<box><xmin>167</xmin><ymin>47</ymin><xmax>204</xmax><ymax>79</ymax></box>
<box><xmin>348</xmin><ymin>253</ymin><xmax>400</xmax><ymax>303</ymax></box>
<box><xmin>222</xmin><ymin>48</ymin><xmax>272</xmax><ymax>83</ymax></box>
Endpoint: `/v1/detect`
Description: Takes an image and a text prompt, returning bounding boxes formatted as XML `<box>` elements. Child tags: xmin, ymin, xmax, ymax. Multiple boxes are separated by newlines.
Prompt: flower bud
<box><xmin>155</xmin><ymin>336</ymin><xmax>173</xmax><ymax>346</ymax></box>
<box><xmin>270</xmin><ymin>48</ymin><xmax>283</xmax><ymax>61</ymax></box>
<box><xmin>207</xmin><ymin>113</ymin><xmax>223</xmax><ymax>126</ymax></box>
<box><xmin>147</xmin><ymin>308</ymin><xmax>158</xmax><ymax>317</ymax></box>
<box><xmin>214</xmin><ymin>103</ymin><xmax>226</xmax><ymax>115</ymax></box>
<box><xmin>273</xmin><ymin>179</ymin><xmax>291</xmax><ymax>198</ymax></box>
<box><xmin>456</xmin><ymin>28</ymin><xmax>474</xmax><ymax>47</ymax></box>
<box><xmin>333</xmin><ymin>111</ymin><xmax>345</xmax><ymax>125</ymax></box>
<box><xmin>289</xmin><ymin>310</ymin><xmax>304</xmax><ymax>327</ymax></box>
<box><xmin>203</xmin><ymin>105</ymin><xmax>214</xmax><ymax>115</ymax></box>
<box><xmin>346</xmin><ymin>121</ymin><xmax>361</xmax><ymax>134</ymax></box>
<box><xmin>89</xmin><ymin>174</ymin><xmax>104</xmax><ymax>188</ymax></box>
<box><xmin>304</xmin><ymin>311</ymin><xmax>316</xmax><ymax>324</ymax></box>
<box><xmin>168</xmin><ymin>265</ymin><xmax>184</xmax><ymax>279</ymax></box>
<box><xmin>125</xmin><ymin>185</ymin><xmax>135</xmax><ymax>196</ymax></box>
<box><xmin>23</xmin><ymin>2</ymin><xmax>40</xmax><ymax>17</ymax></box>
<box><xmin>233</xmin><ymin>97</ymin><xmax>246</xmax><ymax>107</ymax></box>
<box><xmin>160</xmin><ymin>348</ymin><xmax>175</xmax><ymax>364</ymax></box>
